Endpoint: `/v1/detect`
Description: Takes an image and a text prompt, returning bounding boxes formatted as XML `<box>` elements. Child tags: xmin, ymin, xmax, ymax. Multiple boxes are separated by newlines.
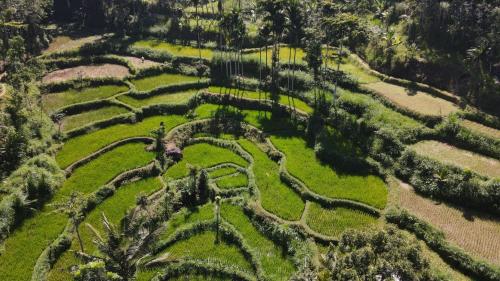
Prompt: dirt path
<box><xmin>42</xmin><ymin>64</ymin><xmax>130</xmax><ymax>84</ymax></box>
<box><xmin>396</xmin><ymin>179</ymin><xmax>500</xmax><ymax>265</ymax></box>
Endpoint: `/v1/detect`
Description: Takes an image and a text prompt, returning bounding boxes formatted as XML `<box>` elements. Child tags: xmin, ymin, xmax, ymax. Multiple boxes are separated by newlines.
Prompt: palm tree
<box><xmin>85</xmin><ymin>213</ymin><xmax>156</xmax><ymax>281</ymax></box>
<box><xmin>286</xmin><ymin>0</ymin><xmax>304</xmax><ymax>112</ymax></box>
<box><xmin>50</xmin><ymin>192</ymin><xmax>86</xmax><ymax>253</ymax></box>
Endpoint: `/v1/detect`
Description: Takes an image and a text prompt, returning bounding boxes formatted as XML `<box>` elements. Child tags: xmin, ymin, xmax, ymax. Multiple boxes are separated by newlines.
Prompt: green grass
<box><xmin>164</xmin><ymin>143</ymin><xmax>249</xmax><ymax>180</ymax></box>
<box><xmin>56</xmin><ymin>115</ymin><xmax>188</xmax><ymax>169</ymax></box>
<box><xmin>243</xmin><ymin>47</ymin><xmax>306</xmax><ymax>65</ymax></box>
<box><xmin>215</xmin><ymin>173</ymin><xmax>248</xmax><ymax>189</ymax></box>
<box><xmin>208</xmin><ymin>86</ymin><xmax>313</xmax><ymax>114</ymax></box>
<box><xmin>131</xmin><ymin>40</ymin><xmax>214</xmax><ymax>59</ymax></box>
<box><xmin>333</xmin><ymin>57</ymin><xmax>380</xmax><ymax>84</ymax></box>
<box><xmin>117</xmin><ymin>89</ymin><xmax>199</xmax><ymax>108</ymax></box>
<box><xmin>270</xmin><ymin>134</ymin><xmax>387</xmax><ymax>209</ymax></box>
<box><xmin>209</xmin><ymin>167</ymin><xmax>240</xmax><ymax>178</ymax></box>
<box><xmin>157</xmin><ymin>231</ymin><xmax>253</xmax><ymax>272</ymax></box>
<box><xmin>42</xmin><ymin>84</ymin><xmax>128</xmax><ymax>113</ymax></box>
<box><xmin>305</xmin><ymin>202</ymin><xmax>379</xmax><ymax>237</ymax></box>
<box><xmin>131</xmin><ymin>73</ymin><xmax>200</xmax><ymax>92</ymax></box>
<box><xmin>48</xmin><ymin>177</ymin><xmax>162</xmax><ymax>281</ymax></box>
<box><xmin>193</xmin><ymin>104</ymin><xmax>295</xmax><ymax>133</ymax></box>
<box><xmin>61</xmin><ymin>106</ymin><xmax>130</xmax><ymax>132</ymax></box>
<box><xmin>136</xmin><ymin>272</ymin><xmax>232</xmax><ymax>281</ymax></box>
<box><xmin>221</xmin><ymin>203</ymin><xmax>296</xmax><ymax>281</ymax></box>
<box><xmin>0</xmin><ymin>143</ymin><xmax>153</xmax><ymax>281</ymax></box>
<box><xmin>238</xmin><ymin>139</ymin><xmax>304</xmax><ymax>221</ymax></box>
<box><xmin>160</xmin><ymin>203</ymin><xmax>215</xmax><ymax>240</ymax></box>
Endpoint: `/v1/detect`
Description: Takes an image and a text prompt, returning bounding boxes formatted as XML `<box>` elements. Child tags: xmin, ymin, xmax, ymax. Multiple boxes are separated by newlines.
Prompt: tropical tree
<box><xmin>51</xmin><ymin>192</ymin><xmax>87</xmax><ymax>253</ymax></box>
<box><xmin>285</xmin><ymin>0</ymin><xmax>305</xmax><ymax>111</ymax></box>
<box><xmin>85</xmin><ymin>213</ymin><xmax>156</xmax><ymax>281</ymax></box>
<box><xmin>150</xmin><ymin>122</ymin><xmax>166</xmax><ymax>167</ymax></box>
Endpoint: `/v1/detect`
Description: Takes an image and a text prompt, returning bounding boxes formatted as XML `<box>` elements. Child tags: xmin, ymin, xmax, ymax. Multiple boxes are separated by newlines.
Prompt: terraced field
<box><xmin>3</xmin><ymin>34</ymin><xmax>495</xmax><ymax>281</ymax></box>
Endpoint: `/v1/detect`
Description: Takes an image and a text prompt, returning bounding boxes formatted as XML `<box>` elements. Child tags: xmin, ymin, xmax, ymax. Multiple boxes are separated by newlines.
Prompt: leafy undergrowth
<box><xmin>131</xmin><ymin>73</ymin><xmax>200</xmax><ymax>92</ymax></box>
<box><xmin>164</xmin><ymin>143</ymin><xmax>249</xmax><ymax>180</ymax></box>
<box><xmin>208</xmin><ymin>86</ymin><xmax>313</xmax><ymax>114</ymax></box>
<box><xmin>56</xmin><ymin>115</ymin><xmax>188</xmax><ymax>168</ymax></box>
<box><xmin>215</xmin><ymin>173</ymin><xmax>248</xmax><ymax>189</ymax></box>
<box><xmin>61</xmin><ymin>106</ymin><xmax>130</xmax><ymax>132</ymax></box>
<box><xmin>411</xmin><ymin>140</ymin><xmax>500</xmax><ymax>179</ymax></box>
<box><xmin>221</xmin><ymin>203</ymin><xmax>296</xmax><ymax>281</ymax></box>
<box><xmin>305</xmin><ymin>202</ymin><xmax>379</xmax><ymax>237</ymax></box>
<box><xmin>131</xmin><ymin>40</ymin><xmax>214</xmax><ymax>59</ymax></box>
<box><xmin>270</xmin><ymin>134</ymin><xmax>388</xmax><ymax>209</ymax></box>
<box><xmin>48</xmin><ymin>177</ymin><xmax>162</xmax><ymax>281</ymax></box>
<box><xmin>118</xmin><ymin>89</ymin><xmax>199</xmax><ymax>108</ymax></box>
<box><xmin>42</xmin><ymin>84</ymin><xmax>129</xmax><ymax>113</ymax></box>
<box><xmin>237</xmin><ymin>139</ymin><xmax>304</xmax><ymax>221</ymax></box>
<box><xmin>0</xmin><ymin>143</ymin><xmax>153</xmax><ymax>281</ymax></box>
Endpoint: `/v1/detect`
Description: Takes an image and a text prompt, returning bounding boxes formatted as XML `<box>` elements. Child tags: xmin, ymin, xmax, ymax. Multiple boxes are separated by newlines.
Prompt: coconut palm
<box><xmin>50</xmin><ymin>192</ymin><xmax>86</xmax><ymax>253</ymax></box>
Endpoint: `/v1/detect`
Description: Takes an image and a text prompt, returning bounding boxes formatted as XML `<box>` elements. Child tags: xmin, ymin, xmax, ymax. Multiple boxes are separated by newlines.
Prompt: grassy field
<box><xmin>48</xmin><ymin>177</ymin><xmax>163</xmax><ymax>281</ymax></box>
<box><xmin>395</xmin><ymin>179</ymin><xmax>500</xmax><ymax>265</ymax></box>
<box><xmin>270</xmin><ymin>133</ymin><xmax>387</xmax><ymax>209</ymax></box>
<box><xmin>56</xmin><ymin>115</ymin><xmax>188</xmax><ymax>168</ymax></box>
<box><xmin>209</xmin><ymin>167</ymin><xmax>240</xmax><ymax>178</ymax></box>
<box><xmin>157</xmin><ymin>231</ymin><xmax>253</xmax><ymax>272</ymax></box>
<box><xmin>335</xmin><ymin>57</ymin><xmax>380</xmax><ymax>84</ymax></box>
<box><xmin>238</xmin><ymin>139</ymin><xmax>304</xmax><ymax>221</ymax></box>
<box><xmin>164</xmin><ymin>143</ymin><xmax>249</xmax><ymax>180</ymax></box>
<box><xmin>411</xmin><ymin>140</ymin><xmax>500</xmax><ymax>178</ymax></box>
<box><xmin>131</xmin><ymin>40</ymin><xmax>214</xmax><ymax>59</ymax></box>
<box><xmin>0</xmin><ymin>143</ymin><xmax>153</xmax><ymax>281</ymax></box>
<box><xmin>160</xmin><ymin>203</ymin><xmax>215</xmax><ymax>240</ymax></box>
<box><xmin>243</xmin><ymin>47</ymin><xmax>306</xmax><ymax>65</ymax></box>
<box><xmin>305</xmin><ymin>202</ymin><xmax>379</xmax><ymax>237</ymax></box>
<box><xmin>131</xmin><ymin>73</ymin><xmax>200</xmax><ymax>92</ymax></box>
<box><xmin>364</xmin><ymin>81</ymin><xmax>459</xmax><ymax>117</ymax></box>
<box><xmin>117</xmin><ymin>89</ymin><xmax>199</xmax><ymax>108</ymax></box>
<box><xmin>215</xmin><ymin>173</ymin><xmax>248</xmax><ymax>189</ymax></box>
<box><xmin>61</xmin><ymin>106</ymin><xmax>130</xmax><ymax>132</ymax></box>
<box><xmin>208</xmin><ymin>86</ymin><xmax>313</xmax><ymax>114</ymax></box>
<box><xmin>461</xmin><ymin>120</ymin><xmax>500</xmax><ymax>139</ymax></box>
<box><xmin>221</xmin><ymin>203</ymin><xmax>296</xmax><ymax>281</ymax></box>
<box><xmin>42</xmin><ymin>84</ymin><xmax>129</xmax><ymax>113</ymax></box>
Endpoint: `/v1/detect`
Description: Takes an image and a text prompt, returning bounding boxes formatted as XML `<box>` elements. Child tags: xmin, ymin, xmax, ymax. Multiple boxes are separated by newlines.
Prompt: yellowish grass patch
<box><xmin>42</xmin><ymin>64</ymin><xmax>130</xmax><ymax>84</ymax></box>
<box><xmin>461</xmin><ymin>120</ymin><xmax>500</xmax><ymax>140</ymax></box>
<box><xmin>411</xmin><ymin>140</ymin><xmax>500</xmax><ymax>178</ymax></box>
<box><xmin>364</xmin><ymin>81</ymin><xmax>459</xmax><ymax>116</ymax></box>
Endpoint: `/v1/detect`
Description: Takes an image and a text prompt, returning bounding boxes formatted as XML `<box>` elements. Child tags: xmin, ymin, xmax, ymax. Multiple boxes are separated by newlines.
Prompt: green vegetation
<box><xmin>61</xmin><ymin>106</ymin><xmax>130</xmax><ymax>132</ymax></box>
<box><xmin>0</xmin><ymin>143</ymin><xmax>153</xmax><ymax>281</ymax></box>
<box><xmin>215</xmin><ymin>173</ymin><xmax>248</xmax><ymax>189</ymax></box>
<box><xmin>117</xmin><ymin>90</ymin><xmax>199</xmax><ymax>108</ymax></box>
<box><xmin>164</xmin><ymin>143</ymin><xmax>248</xmax><ymax>180</ymax></box>
<box><xmin>221</xmin><ymin>204</ymin><xmax>296</xmax><ymax>280</ymax></box>
<box><xmin>157</xmin><ymin>231</ymin><xmax>253</xmax><ymax>272</ymax></box>
<box><xmin>160</xmin><ymin>203</ymin><xmax>215</xmax><ymax>240</ymax></box>
<box><xmin>305</xmin><ymin>202</ymin><xmax>379</xmax><ymax>237</ymax></box>
<box><xmin>208</xmin><ymin>86</ymin><xmax>313</xmax><ymax>113</ymax></box>
<box><xmin>131</xmin><ymin>73</ymin><xmax>200</xmax><ymax>92</ymax></box>
<box><xmin>48</xmin><ymin>177</ymin><xmax>162</xmax><ymax>281</ymax></box>
<box><xmin>42</xmin><ymin>84</ymin><xmax>129</xmax><ymax>113</ymax></box>
<box><xmin>238</xmin><ymin>139</ymin><xmax>304</xmax><ymax>220</ymax></box>
<box><xmin>131</xmin><ymin>40</ymin><xmax>214</xmax><ymax>59</ymax></box>
<box><xmin>56</xmin><ymin>115</ymin><xmax>188</xmax><ymax>168</ymax></box>
<box><xmin>209</xmin><ymin>167</ymin><xmax>240</xmax><ymax>178</ymax></box>
<box><xmin>270</xmin><ymin>134</ymin><xmax>387</xmax><ymax>209</ymax></box>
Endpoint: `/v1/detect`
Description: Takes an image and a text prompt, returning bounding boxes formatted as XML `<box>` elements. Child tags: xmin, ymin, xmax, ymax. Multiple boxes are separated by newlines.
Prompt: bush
<box><xmin>386</xmin><ymin>208</ymin><xmax>500</xmax><ymax>281</ymax></box>
<box><xmin>0</xmin><ymin>154</ymin><xmax>65</xmax><ymax>240</ymax></box>
<box><xmin>396</xmin><ymin>150</ymin><xmax>500</xmax><ymax>215</ymax></box>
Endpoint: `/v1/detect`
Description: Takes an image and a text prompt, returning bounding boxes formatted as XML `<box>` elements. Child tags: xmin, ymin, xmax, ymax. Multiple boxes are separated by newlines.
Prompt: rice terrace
<box><xmin>0</xmin><ymin>0</ymin><xmax>499</xmax><ymax>281</ymax></box>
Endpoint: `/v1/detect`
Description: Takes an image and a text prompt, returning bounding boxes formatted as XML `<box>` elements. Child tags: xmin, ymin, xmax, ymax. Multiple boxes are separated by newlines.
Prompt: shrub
<box><xmin>386</xmin><ymin>208</ymin><xmax>500</xmax><ymax>281</ymax></box>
